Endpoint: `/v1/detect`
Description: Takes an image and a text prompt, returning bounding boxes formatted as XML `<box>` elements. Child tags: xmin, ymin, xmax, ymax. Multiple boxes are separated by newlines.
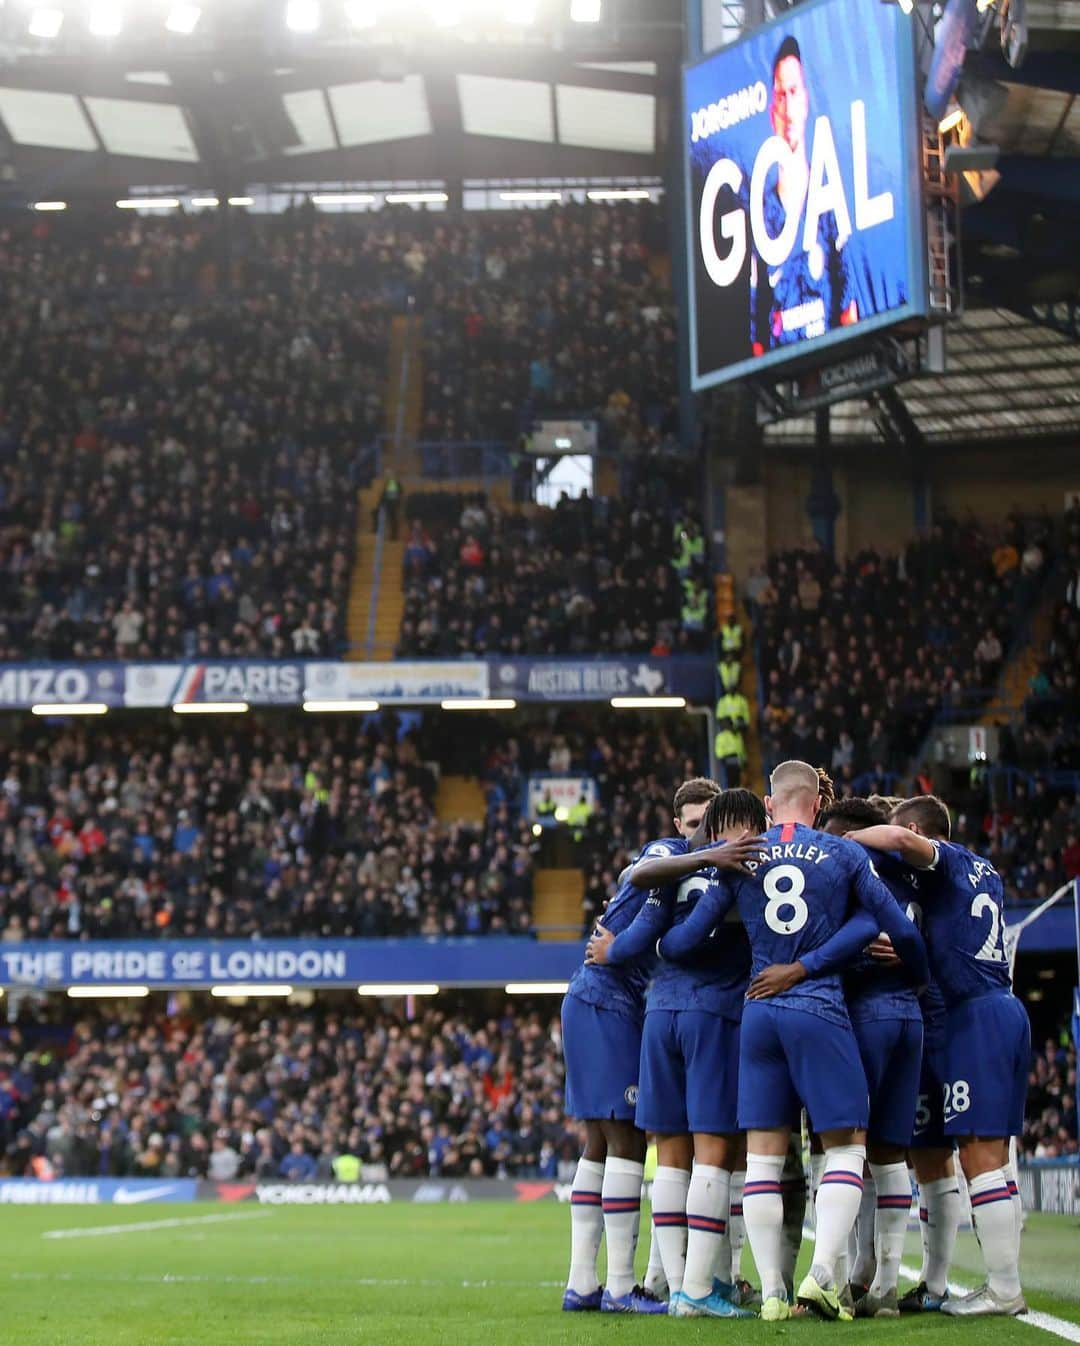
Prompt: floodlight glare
<box><xmin>344</xmin><ymin>0</ymin><xmax>377</xmax><ymax>25</ymax></box>
<box><xmin>586</xmin><ymin>188</ymin><xmax>651</xmax><ymax>201</ymax></box>
<box><xmin>32</xmin><ymin>200</ymin><xmax>68</xmax><ymax>211</ymax></box>
<box><xmin>570</xmin><ymin>0</ymin><xmax>601</xmax><ymax>20</ymax></box>
<box><xmin>385</xmin><ymin>191</ymin><xmax>450</xmax><ymax>205</ymax></box>
<box><xmin>505</xmin><ymin>0</ymin><xmax>537</xmax><ymax>21</ymax></box>
<box><xmin>310</xmin><ymin>192</ymin><xmax>377</xmax><ymax>205</ymax></box>
<box><xmin>165</xmin><ymin>3</ymin><xmax>201</xmax><ymax>32</ymax></box>
<box><xmin>28</xmin><ymin>7</ymin><xmax>64</xmax><ymax>37</ymax></box>
<box><xmin>88</xmin><ymin>1</ymin><xmax>124</xmax><ymax>36</ymax></box>
<box><xmin>431</xmin><ymin>1</ymin><xmax>462</xmax><ymax>25</ymax></box>
<box><xmin>286</xmin><ymin>0</ymin><xmax>320</xmax><ymax>31</ymax></box>
<box><xmin>939</xmin><ymin>107</ymin><xmax>963</xmax><ymax>135</ymax></box>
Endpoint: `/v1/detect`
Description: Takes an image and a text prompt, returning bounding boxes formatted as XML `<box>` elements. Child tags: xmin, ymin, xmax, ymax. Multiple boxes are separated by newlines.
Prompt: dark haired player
<box><xmin>851</xmin><ymin>796</ymin><xmax>1029</xmax><ymax>1317</ymax></box>
<box><xmin>588</xmin><ymin>789</ymin><xmax>768</xmax><ymax>1319</ymax></box>
<box><xmin>560</xmin><ymin>777</ymin><xmax>761</xmax><ymax>1315</ymax></box>
<box><xmin>659</xmin><ymin>761</ymin><xmax>928</xmax><ymax>1321</ymax></box>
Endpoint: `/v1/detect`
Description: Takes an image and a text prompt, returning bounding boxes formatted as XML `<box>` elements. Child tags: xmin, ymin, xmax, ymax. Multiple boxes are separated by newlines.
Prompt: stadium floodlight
<box><xmin>172</xmin><ymin>701</ymin><xmax>250</xmax><ymax>713</ymax></box>
<box><xmin>344</xmin><ymin>0</ymin><xmax>377</xmax><ymax>27</ymax></box>
<box><xmin>286</xmin><ymin>0</ymin><xmax>320</xmax><ymax>30</ymax></box>
<box><xmin>506</xmin><ymin>982</ymin><xmax>570</xmax><ymax>994</ymax></box>
<box><xmin>430</xmin><ymin>0</ymin><xmax>462</xmax><ymax>24</ymax></box>
<box><xmin>440</xmin><ymin>698</ymin><xmax>517</xmax><ymax>710</ymax></box>
<box><xmin>586</xmin><ymin>188</ymin><xmax>651</xmax><ymax>201</ymax></box>
<box><xmin>28</xmin><ymin>7</ymin><xmax>64</xmax><ymax>37</ymax></box>
<box><xmin>357</xmin><ymin>984</ymin><xmax>440</xmax><ymax>996</ymax></box>
<box><xmin>88</xmin><ymin>0</ymin><xmax>124</xmax><ymax>36</ymax></box>
<box><xmin>385</xmin><ymin>191</ymin><xmax>450</xmax><ymax>205</ymax></box>
<box><xmin>116</xmin><ymin>197</ymin><xmax>180</xmax><ymax>209</ymax></box>
<box><xmin>227</xmin><ymin>196</ymin><xmax>254</xmax><ymax>206</ymax></box>
<box><xmin>32</xmin><ymin>200</ymin><xmax>68</xmax><ymax>211</ymax></box>
<box><xmin>165</xmin><ymin>2</ymin><xmax>201</xmax><ymax>32</ymax></box>
<box><xmin>310</xmin><ymin>192</ymin><xmax>377</xmax><ymax>205</ymax></box>
<box><xmin>302</xmin><ymin>699</ymin><xmax>380</xmax><ymax>712</ymax></box>
<box><xmin>610</xmin><ymin>696</ymin><xmax>687</xmax><ymax>709</ymax></box>
<box><xmin>68</xmin><ymin>986</ymin><xmax>150</xmax><ymax>998</ymax></box>
<box><xmin>500</xmin><ymin>189</ymin><xmax>562</xmax><ymax>202</ymax></box>
<box><xmin>190</xmin><ymin>196</ymin><xmax>220</xmax><ymax>206</ymax></box>
<box><xmin>570</xmin><ymin>0</ymin><xmax>601</xmax><ymax>20</ymax></box>
<box><xmin>210</xmin><ymin>985</ymin><xmax>293</xmax><ymax>997</ymax></box>
<box><xmin>939</xmin><ymin>106</ymin><xmax>964</xmax><ymax>134</ymax></box>
<box><xmin>31</xmin><ymin>702</ymin><xmax>108</xmax><ymax>715</ymax></box>
<box><xmin>504</xmin><ymin>0</ymin><xmax>537</xmax><ymax>22</ymax></box>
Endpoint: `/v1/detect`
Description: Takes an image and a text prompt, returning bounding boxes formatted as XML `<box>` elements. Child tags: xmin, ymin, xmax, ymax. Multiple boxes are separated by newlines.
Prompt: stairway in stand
<box><xmin>346</xmin><ymin>314</ymin><xmax>423</xmax><ymax>660</ymax></box>
<box><xmin>435</xmin><ymin>775</ymin><xmax>488</xmax><ymax>826</ymax></box>
<box><xmin>532</xmin><ymin>868</ymin><xmax>584</xmax><ymax>942</ymax></box>
<box><xmin>979</xmin><ymin>593</ymin><xmax>1058</xmax><ymax>726</ymax></box>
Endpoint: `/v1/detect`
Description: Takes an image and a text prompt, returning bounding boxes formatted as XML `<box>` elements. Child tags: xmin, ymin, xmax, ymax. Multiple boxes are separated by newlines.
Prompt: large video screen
<box><xmin>685</xmin><ymin>0</ymin><xmax>926</xmax><ymax>391</ymax></box>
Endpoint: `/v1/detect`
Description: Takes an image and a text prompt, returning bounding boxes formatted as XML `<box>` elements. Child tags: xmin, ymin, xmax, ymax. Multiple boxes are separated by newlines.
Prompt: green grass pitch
<box><xmin>4</xmin><ymin>1203</ymin><xmax>1079</xmax><ymax>1345</ymax></box>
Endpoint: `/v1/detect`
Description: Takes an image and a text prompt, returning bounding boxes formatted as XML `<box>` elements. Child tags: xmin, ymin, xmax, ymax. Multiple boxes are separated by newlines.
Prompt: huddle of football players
<box><xmin>560</xmin><ymin>761</ymin><xmax>1030</xmax><ymax>1322</ymax></box>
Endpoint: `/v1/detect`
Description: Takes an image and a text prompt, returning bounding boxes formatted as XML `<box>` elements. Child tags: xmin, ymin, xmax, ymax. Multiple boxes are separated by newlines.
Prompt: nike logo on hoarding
<box><xmin>112</xmin><ymin>1184</ymin><xmax>179</xmax><ymax>1205</ymax></box>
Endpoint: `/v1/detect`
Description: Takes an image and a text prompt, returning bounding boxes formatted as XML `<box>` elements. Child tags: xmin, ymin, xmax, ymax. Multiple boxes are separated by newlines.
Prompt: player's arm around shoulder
<box><xmin>656</xmin><ymin>873</ymin><xmax>737</xmax><ymax>963</ymax></box>
<box><xmin>587</xmin><ymin>885</ymin><xmax>674</xmax><ymax>967</ymax></box>
<box><xmin>848</xmin><ymin>823</ymin><xmax>937</xmax><ymax>870</ymax></box>
<box><xmin>844</xmin><ymin>838</ymin><xmax>929</xmax><ymax>985</ymax></box>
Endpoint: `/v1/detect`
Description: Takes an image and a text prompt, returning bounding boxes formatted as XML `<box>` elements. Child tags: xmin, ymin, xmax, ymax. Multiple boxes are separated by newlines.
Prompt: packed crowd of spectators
<box><xmin>751</xmin><ymin>512</ymin><xmax>1051</xmax><ymax>788</ymax></box>
<box><xmin>1</xmin><ymin>200</ymin><xmax>682</xmax><ymax>663</ymax></box>
<box><xmin>1022</xmin><ymin>500</ymin><xmax>1080</xmax><ymax>770</ymax></box>
<box><xmin>0</xmin><ymin>208</ymin><xmax>407</xmax><ymax>661</ymax></box>
<box><xmin>1023</xmin><ymin>1023</ymin><xmax>1078</xmax><ymax>1160</ymax></box>
<box><xmin>0</xmin><ymin>1000</ymin><xmax>577</xmax><ymax>1181</ymax></box>
<box><xmin>0</xmin><ymin>992</ymin><xmax>1070</xmax><ymax>1181</ymax></box>
<box><xmin>0</xmin><ymin>713</ymin><xmax>535</xmax><ymax>941</ymax></box>
<box><xmin>397</xmin><ymin>487</ymin><xmax>710</xmax><ymax>657</ymax></box>
<box><xmin>413</xmin><ymin>201</ymin><xmax>678</xmax><ymax>444</ymax></box>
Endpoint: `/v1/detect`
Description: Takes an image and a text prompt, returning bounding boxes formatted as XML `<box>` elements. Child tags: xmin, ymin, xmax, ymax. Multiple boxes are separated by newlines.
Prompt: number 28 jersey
<box><xmin>918</xmin><ymin>840</ymin><xmax>1010</xmax><ymax>1009</ymax></box>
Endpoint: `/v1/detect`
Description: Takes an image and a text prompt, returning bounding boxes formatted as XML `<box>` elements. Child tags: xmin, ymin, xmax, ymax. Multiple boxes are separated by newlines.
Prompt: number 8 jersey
<box><xmin>730</xmin><ymin>820</ymin><xmax>922</xmax><ymax>1027</ymax></box>
<box><xmin>916</xmin><ymin>839</ymin><xmax>1010</xmax><ymax>1007</ymax></box>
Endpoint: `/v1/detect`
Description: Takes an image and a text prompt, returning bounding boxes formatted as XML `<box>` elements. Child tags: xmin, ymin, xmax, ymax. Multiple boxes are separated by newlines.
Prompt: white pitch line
<box><xmin>896</xmin><ymin>1259</ymin><xmax>1080</xmax><ymax>1342</ymax></box>
<box><xmin>41</xmin><ymin>1211</ymin><xmax>274</xmax><ymax>1241</ymax></box>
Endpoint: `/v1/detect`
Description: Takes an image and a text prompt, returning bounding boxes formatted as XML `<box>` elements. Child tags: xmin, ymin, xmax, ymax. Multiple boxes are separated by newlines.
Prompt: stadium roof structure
<box><xmin>0</xmin><ymin>0</ymin><xmax>683</xmax><ymax>193</ymax></box>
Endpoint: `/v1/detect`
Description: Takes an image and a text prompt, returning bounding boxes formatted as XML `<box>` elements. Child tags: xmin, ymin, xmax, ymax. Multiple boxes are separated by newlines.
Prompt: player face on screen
<box><xmin>770</xmin><ymin>51</ymin><xmax>809</xmax><ymax>156</ymax></box>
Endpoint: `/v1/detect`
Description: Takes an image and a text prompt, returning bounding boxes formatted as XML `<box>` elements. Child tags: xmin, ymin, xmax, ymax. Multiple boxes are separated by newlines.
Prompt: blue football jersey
<box><xmin>568</xmin><ymin>836</ymin><xmax>683</xmax><ymax>1021</ymax></box>
<box><xmin>662</xmin><ymin>822</ymin><xmax>928</xmax><ymax>1027</ymax></box>
<box><xmin>647</xmin><ymin>871</ymin><xmax>751</xmax><ymax>1021</ymax></box>
<box><xmin>918</xmin><ymin>840</ymin><xmax>1011</xmax><ymax>1008</ymax></box>
<box><xmin>843</xmin><ymin>850</ymin><xmax>923</xmax><ymax>1024</ymax></box>
<box><xmin>919</xmin><ymin>978</ymin><xmax>948</xmax><ymax>1052</ymax></box>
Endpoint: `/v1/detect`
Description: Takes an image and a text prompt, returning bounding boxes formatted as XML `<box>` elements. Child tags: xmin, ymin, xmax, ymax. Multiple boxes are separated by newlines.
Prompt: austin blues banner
<box><xmin>685</xmin><ymin>0</ymin><xmax>926</xmax><ymax>390</ymax></box>
<box><xmin>0</xmin><ymin>938</ymin><xmax>584</xmax><ymax>989</ymax></box>
<box><xmin>492</xmin><ymin>658</ymin><xmax>672</xmax><ymax>702</ymax></box>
